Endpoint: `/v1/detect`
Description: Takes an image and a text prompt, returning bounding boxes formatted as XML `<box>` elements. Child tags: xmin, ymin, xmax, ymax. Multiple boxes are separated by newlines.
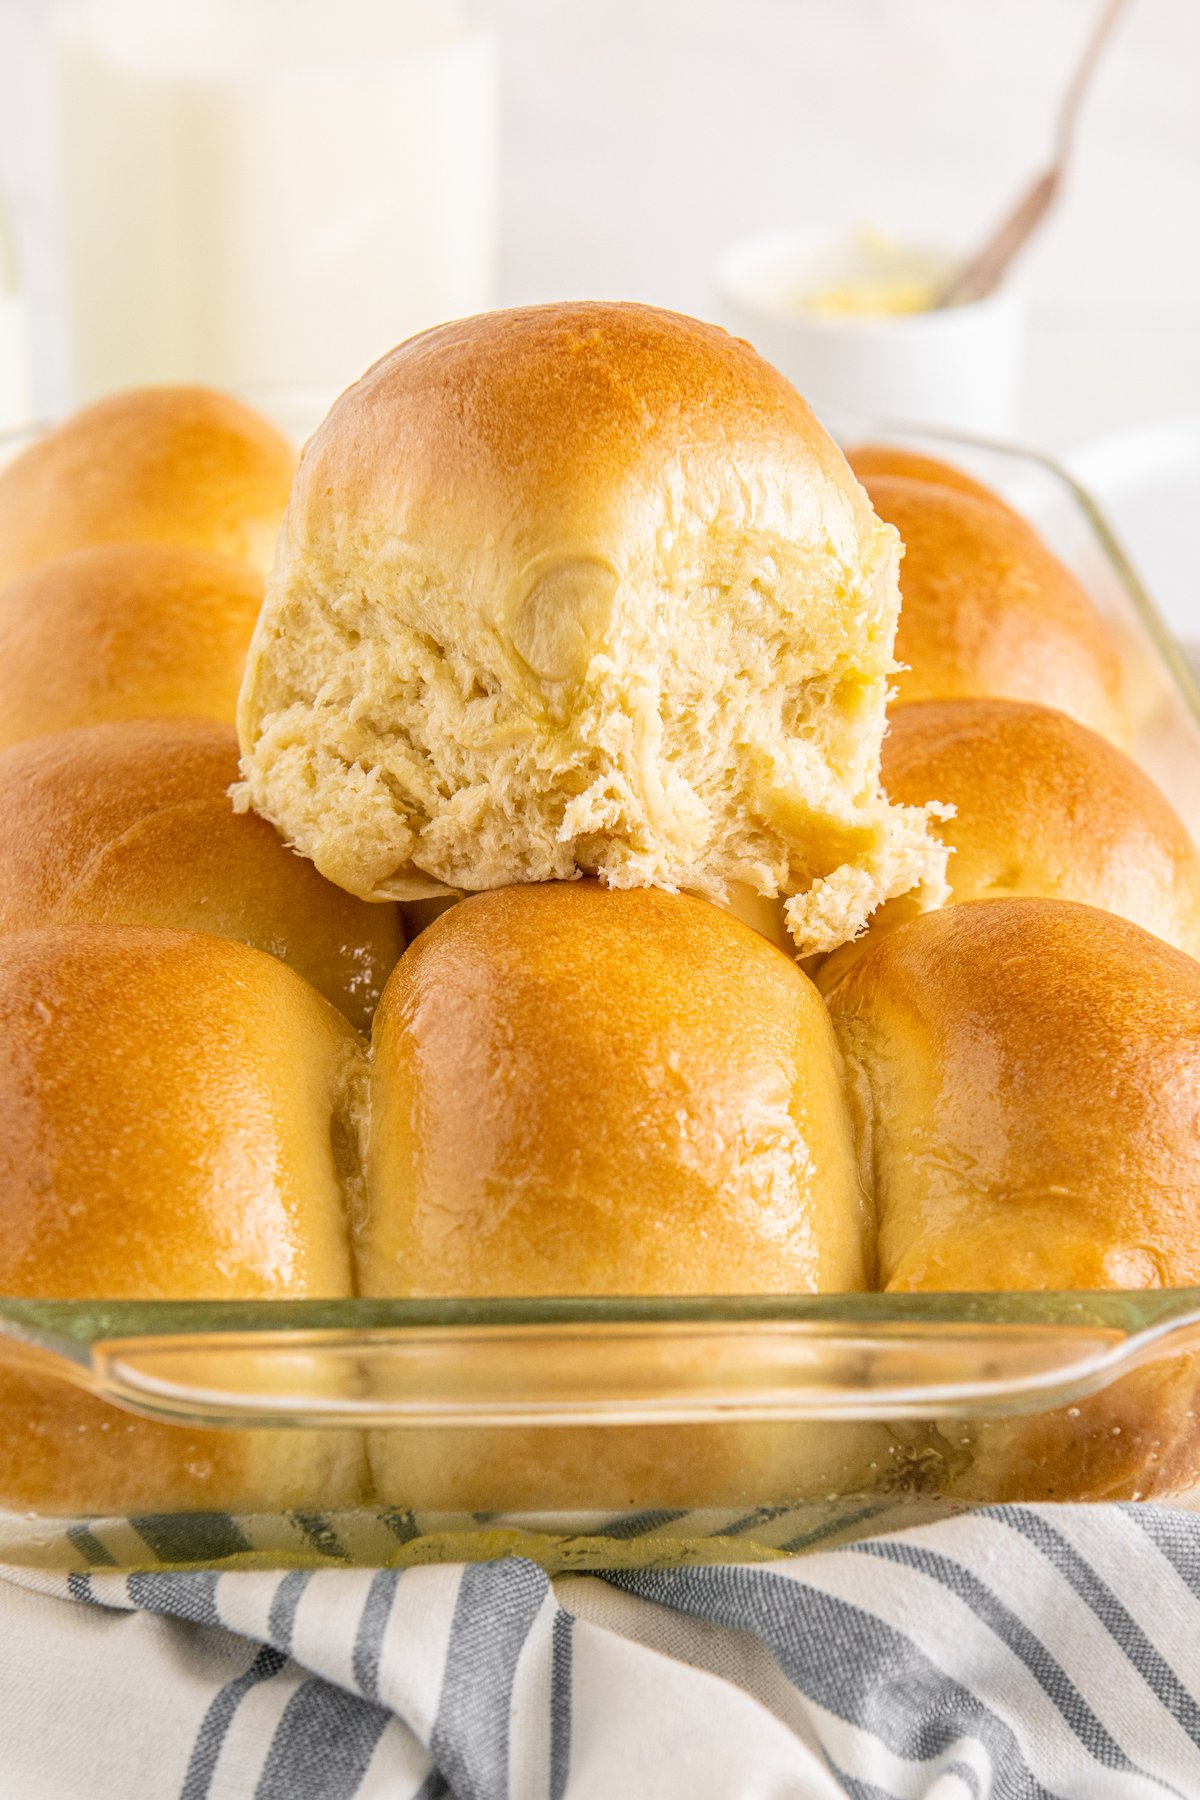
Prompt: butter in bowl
<box><xmin>713</xmin><ymin>225</ymin><xmax>1025</xmax><ymax>433</ymax></box>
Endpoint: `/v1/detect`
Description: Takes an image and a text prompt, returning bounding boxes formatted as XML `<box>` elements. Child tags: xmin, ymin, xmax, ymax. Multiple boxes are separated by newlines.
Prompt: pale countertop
<box><xmin>1</xmin><ymin>0</ymin><xmax>1199</xmax><ymax>451</ymax></box>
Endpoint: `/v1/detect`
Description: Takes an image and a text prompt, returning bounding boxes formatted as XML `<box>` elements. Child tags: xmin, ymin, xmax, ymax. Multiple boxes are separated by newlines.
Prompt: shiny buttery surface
<box><xmin>366</xmin><ymin>882</ymin><xmax>869</xmax><ymax>1298</ymax></box>
<box><xmin>828</xmin><ymin>898</ymin><xmax>1200</xmax><ymax>1295</ymax></box>
<box><xmin>0</xmin><ymin>925</ymin><xmax>362</xmax><ymax>1299</ymax></box>
<box><xmin>0</xmin><ymin>719</ymin><xmax>403</xmax><ymax>1031</ymax></box>
<box><xmin>883</xmin><ymin>698</ymin><xmax>1200</xmax><ymax>955</ymax></box>
<box><xmin>0</xmin><ymin>925</ymin><xmax>367</xmax><ymax>1512</ymax></box>
<box><xmin>819</xmin><ymin>695</ymin><xmax>1200</xmax><ymax>988</ymax></box>
<box><xmin>827</xmin><ymin>897</ymin><xmax>1200</xmax><ymax>1499</ymax></box>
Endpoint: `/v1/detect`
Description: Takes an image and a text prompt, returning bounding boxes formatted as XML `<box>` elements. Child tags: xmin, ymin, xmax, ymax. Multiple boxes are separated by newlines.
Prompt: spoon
<box><xmin>935</xmin><ymin>0</ymin><xmax>1131</xmax><ymax>308</ymax></box>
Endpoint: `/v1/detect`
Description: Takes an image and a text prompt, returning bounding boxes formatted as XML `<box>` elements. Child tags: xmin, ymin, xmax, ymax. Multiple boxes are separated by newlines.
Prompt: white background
<box><xmin>2</xmin><ymin>0</ymin><xmax>1198</xmax><ymax>448</ymax></box>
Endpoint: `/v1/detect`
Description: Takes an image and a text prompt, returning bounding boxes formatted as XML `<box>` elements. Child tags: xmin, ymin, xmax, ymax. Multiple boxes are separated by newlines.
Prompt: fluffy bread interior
<box><xmin>237</xmin><ymin>305</ymin><xmax>947</xmax><ymax>953</ymax></box>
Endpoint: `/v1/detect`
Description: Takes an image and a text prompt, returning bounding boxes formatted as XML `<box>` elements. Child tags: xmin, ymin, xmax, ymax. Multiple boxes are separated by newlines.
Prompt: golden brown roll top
<box><xmin>826</xmin><ymin>896</ymin><xmax>1200</xmax><ymax>1500</ymax></box>
<box><xmin>818</xmin><ymin>696</ymin><xmax>1200</xmax><ymax>989</ymax></box>
<box><xmin>0</xmin><ymin>926</ymin><xmax>368</xmax><ymax>1513</ymax></box>
<box><xmin>862</xmin><ymin>473</ymin><xmax>1126</xmax><ymax>741</ymax></box>
<box><xmin>0</xmin><ymin>719</ymin><xmax>404</xmax><ymax>1031</ymax></box>
<box><xmin>0</xmin><ymin>926</ymin><xmax>365</xmax><ymax>1297</ymax></box>
<box><xmin>0</xmin><ymin>543</ymin><xmax>264</xmax><ymax>746</ymax></box>
<box><xmin>884</xmin><ymin>699</ymin><xmax>1200</xmax><ymax>953</ymax></box>
<box><xmin>3</xmin><ymin>881</ymin><xmax>1199</xmax><ymax>1514</ymax></box>
<box><xmin>363</xmin><ymin>880</ymin><xmax>884</xmax><ymax>1510</ymax></box>
<box><xmin>826</xmin><ymin>898</ymin><xmax>1200</xmax><ymax>1294</ymax></box>
<box><xmin>0</xmin><ymin>385</ymin><xmax>295</xmax><ymax>583</ymax></box>
<box><xmin>364</xmin><ymin>881</ymin><xmax>869</xmax><ymax>1299</ymax></box>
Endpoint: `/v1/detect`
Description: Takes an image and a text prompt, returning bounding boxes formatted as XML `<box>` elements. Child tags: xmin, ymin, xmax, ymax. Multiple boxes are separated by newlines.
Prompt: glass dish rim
<box><xmin>5</xmin><ymin>1290</ymin><xmax>1200</xmax><ymax>1430</ymax></box>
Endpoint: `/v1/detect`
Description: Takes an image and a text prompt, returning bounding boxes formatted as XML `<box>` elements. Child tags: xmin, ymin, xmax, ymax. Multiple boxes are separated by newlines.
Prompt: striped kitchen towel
<box><xmin>4</xmin><ymin>1504</ymin><xmax>1200</xmax><ymax>1799</ymax></box>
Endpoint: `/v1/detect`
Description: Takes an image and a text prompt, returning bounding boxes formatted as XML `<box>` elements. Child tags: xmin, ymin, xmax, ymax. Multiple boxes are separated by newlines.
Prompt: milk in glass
<box><xmin>56</xmin><ymin>0</ymin><xmax>498</xmax><ymax>413</ymax></box>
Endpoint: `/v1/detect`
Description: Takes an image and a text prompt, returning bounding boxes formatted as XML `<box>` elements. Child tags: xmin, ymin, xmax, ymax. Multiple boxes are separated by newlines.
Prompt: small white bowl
<box><xmin>712</xmin><ymin>226</ymin><xmax>1025</xmax><ymax>435</ymax></box>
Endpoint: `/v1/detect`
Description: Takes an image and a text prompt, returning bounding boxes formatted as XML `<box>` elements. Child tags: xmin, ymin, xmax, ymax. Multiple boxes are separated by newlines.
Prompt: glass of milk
<box><xmin>56</xmin><ymin>0</ymin><xmax>498</xmax><ymax>421</ymax></box>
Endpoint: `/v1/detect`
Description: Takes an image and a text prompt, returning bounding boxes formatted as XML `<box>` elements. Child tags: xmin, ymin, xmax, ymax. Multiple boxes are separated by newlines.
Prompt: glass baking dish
<box><xmin>2</xmin><ymin>405</ymin><xmax>1199</xmax><ymax>1575</ymax></box>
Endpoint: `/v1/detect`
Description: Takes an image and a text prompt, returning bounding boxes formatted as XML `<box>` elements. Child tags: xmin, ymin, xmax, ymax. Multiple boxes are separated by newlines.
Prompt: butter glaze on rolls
<box><xmin>826</xmin><ymin>898</ymin><xmax>1200</xmax><ymax>1499</ymax></box>
<box><xmin>364</xmin><ymin>880</ymin><xmax>886</xmax><ymax>1510</ymax></box>
<box><xmin>0</xmin><ymin>385</ymin><xmax>295</xmax><ymax>583</ymax></box>
<box><xmin>0</xmin><ymin>543</ymin><xmax>264</xmax><ymax>746</ymax></box>
<box><xmin>862</xmin><ymin>473</ymin><xmax>1126</xmax><ymax>742</ymax></box>
<box><xmin>366</xmin><ymin>881</ymin><xmax>869</xmax><ymax>1296</ymax></box>
<box><xmin>0</xmin><ymin>719</ymin><xmax>403</xmax><ymax>1031</ymax></box>
<box><xmin>883</xmin><ymin>699</ymin><xmax>1200</xmax><ymax>952</ymax></box>
<box><xmin>0</xmin><ymin>926</ymin><xmax>368</xmax><ymax>1514</ymax></box>
<box><xmin>818</xmin><ymin>697</ymin><xmax>1200</xmax><ymax>989</ymax></box>
<box><xmin>237</xmin><ymin>302</ymin><xmax>946</xmax><ymax>955</ymax></box>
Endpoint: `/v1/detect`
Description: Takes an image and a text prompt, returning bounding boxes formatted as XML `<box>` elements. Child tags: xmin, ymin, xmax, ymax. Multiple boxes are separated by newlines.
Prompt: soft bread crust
<box><xmin>826</xmin><ymin>898</ymin><xmax>1200</xmax><ymax>1500</ymax></box>
<box><xmin>0</xmin><ymin>385</ymin><xmax>295</xmax><ymax>581</ymax></box>
<box><xmin>828</xmin><ymin>898</ymin><xmax>1200</xmax><ymax>1292</ymax></box>
<box><xmin>0</xmin><ymin>720</ymin><xmax>403</xmax><ymax>1030</ymax></box>
<box><xmin>883</xmin><ymin>699</ymin><xmax>1200</xmax><ymax>954</ymax></box>
<box><xmin>818</xmin><ymin>697</ymin><xmax>1200</xmax><ymax>989</ymax></box>
<box><xmin>862</xmin><ymin>474</ymin><xmax>1126</xmax><ymax>741</ymax></box>
<box><xmin>365</xmin><ymin>881</ymin><xmax>870</xmax><ymax>1298</ymax></box>
<box><xmin>237</xmin><ymin>302</ymin><xmax>945</xmax><ymax>954</ymax></box>
<box><xmin>846</xmin><ymin>443</ymin><xmax>1019</xmax><ymax>516</ymax></box>
<box><xmin>0</xmin><ymin>927</ymin><xmax>363</xmax><ymax>1296</ymax></box>
<box><xmin>0</xmin><ymin>926</ymin><xmax>368</xmax><ymax>1512</ymax></box>
<box><xmin>365</xmin><ymin>879</ymin><xmax>882</xmax><ymax>1510</ymax></box>
<box><xmin>0</xmin><ymin>542</ymin><xmax>264</xmax><ymax>745</ymax></box>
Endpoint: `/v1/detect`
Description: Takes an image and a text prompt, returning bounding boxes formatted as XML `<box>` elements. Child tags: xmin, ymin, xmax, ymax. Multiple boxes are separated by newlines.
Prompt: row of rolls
<box><xmin>1</xmin><ymin>381</ymin><xmax>1199</xmax><ymax>1517</ymax></box>
<box><xmin>2</xmin><ymin>388</ymin><xmax>1194</xmax><ymax>962</ymax></box>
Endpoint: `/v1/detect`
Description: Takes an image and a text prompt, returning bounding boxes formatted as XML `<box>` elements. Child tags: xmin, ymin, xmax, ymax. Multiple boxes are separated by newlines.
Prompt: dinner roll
<box><xmin>862</xmin><ymin>474</ymin><xmax>1126</xmax><ymax>741</ymax></box>
<box><xmin>0</xmin><ymin>926</ymin><xmax>368</xmax><ymax>1515</ymax></box>
<box><xmin>847</xmin><ymin>443</ymin><xmax>1018</xmax><ymax>515</ymax></box>
<box><xmin>237</xmin><ymin>302</ymin><xmax>946</xmax><ymax>956</ymax></box>
<box><xmin>826</xmin><ymin>898</ymin><xmax>1200</xmax><ymax>1499</ymax></box>
<box><xmin>0</xmin><ymin>543</ymin><xmax>263</xmax><ymax>745</ymax></box>
<box><xmin>886</xmin><ymin>699</ymin><xmax>1200</xmax><ymax>949</ymax></box>
<box><xmin>364</xmin><ymin>880</ymin><xmax>882</xmax><ymax>1510</ymax></box>
<box><xmin>0</xmin><ymin>719</ymin><xmax>403</xmax><ymax>1031</ymax></box>
<box><xmin>0</xmin><ymin>385</ymin><xmax>295</xmax><ymax>582</ymax></box>
<box><xmin>818</xmin><ymin>697</ymin><xmax>1200</xmax><ymax>989</ymax></box>
<box><xmin>365</xmin><ymin>881</ymin><xmax>868</xmax><ymax>1297</ymax></box>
